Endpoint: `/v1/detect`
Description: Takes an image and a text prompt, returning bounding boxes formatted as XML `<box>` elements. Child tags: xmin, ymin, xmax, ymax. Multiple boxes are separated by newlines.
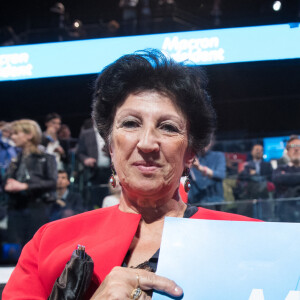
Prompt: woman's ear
<box><xmin>185</xmin><ymin>149</ymin><xmax>196</xmax><ymax>169</ymax></box>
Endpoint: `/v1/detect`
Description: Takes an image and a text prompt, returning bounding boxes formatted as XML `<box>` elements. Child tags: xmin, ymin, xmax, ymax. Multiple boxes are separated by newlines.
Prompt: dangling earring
<box><xmin>183</xmin><ymin>168</ymin><xmax>191</xmax><ymax>193</ymax></box>
<box><xmin>110</xmin><ymin>164</ymin><xmax>117</xmax><ymax>188</ymax></box>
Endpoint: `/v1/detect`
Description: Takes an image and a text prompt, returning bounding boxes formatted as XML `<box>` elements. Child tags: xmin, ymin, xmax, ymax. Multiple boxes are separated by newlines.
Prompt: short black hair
<box><xmin>92</xmin><ymin>49</ymin><xmax>216</xmax><ymax>154</ymax></box>
<box><xmin>45</xmin><ymin>112</ymin><xmax>61</xmax><ymax>123</ymax></box>
<box><xmin>58</xmin><ymin>169</ymin><xmax>69</xmax><ymax>180</ymax></box>
<box><xmin>252</xmin><ymin>143</ymin><xmax>263</xmax><ymax>149</ymax></box>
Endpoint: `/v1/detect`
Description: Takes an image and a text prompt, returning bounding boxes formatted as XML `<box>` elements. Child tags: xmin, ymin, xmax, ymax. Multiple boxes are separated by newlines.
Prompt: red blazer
<box><xmin>179</xmin><ymin>182</ymin><xmax>188</xmax><ymax>203</ymax></box>
<box><xmin>3</xmin><ymin>205</ymin><xmax>257</xmax><ymax>299</ymax></box>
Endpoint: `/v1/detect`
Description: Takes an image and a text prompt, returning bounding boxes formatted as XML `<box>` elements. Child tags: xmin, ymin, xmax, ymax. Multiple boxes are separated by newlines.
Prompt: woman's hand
<box><xmin>84</xmin><ymin>157</ymin><xmax>97</xmax><ymax>167</ymax></box>
<box><xmin>193</xmin><ymin>158</ymin><xmax>213</xmax><ymax>178</ymax></box>
<box><xmin>54</xmin><ymin>145</ymin><xmax>65</xmax><ymax>156</ymax></box>
<box><xmin>46</xmin><ymin>127</ymin><xmax>57</xmax><ymax>139</ymax></box>
<box><xmin>4</xmin><ymin>178</ymin><xmax>28</xmax><ymax>193</ymax></box>
<box><xmin>192</xmin><ymin>157</ymin><xmax>201</xmax><ymax>170</ymax></box>
<box><xmin>90</xmin><ymin>266</ymin><xmax>183</xmax><ymax>300</ymax></box>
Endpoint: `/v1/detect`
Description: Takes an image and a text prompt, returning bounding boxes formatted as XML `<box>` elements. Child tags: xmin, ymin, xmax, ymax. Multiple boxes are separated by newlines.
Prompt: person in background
<box><xmin>235</xmin><ymin>144</ymin><xmax>274</xmax><ymax>200</ymax></box>
<box><xmin>275</xmin><ymin>135</ymin><xmax>299</xmax><ymax>168</ymax></box>
<box><xmin>242</xmin><ymin>144</ymin><xmax>273</xmax><ymax>180</ymax></box>
<box><xmin>57</xmin><ymin>123</ymin><xmax>71</xmax><ymax>140</ymax></box>
<box><xmin>49</xmin><ymin>170</ymin><xmax>85</xmax><ymax>221</ymax></box>
<box><xmin>0</xmin><ymin>122</ymin><xmax>18</xmax><ymax>174</ymax></box>
<box><xmin>232</xmin><ymin>144</ymin><xmax>274</xmax><ymax>218</ymax></box>
<box><xmin>273</xmin><ymin>136</ymin><xmax>300</xmax><ymax>199</ymax></box>
<box><xmin>79</xmin><ymin>117</ymin><xmax>93</xmax><ymax>134</ymax></box>
<box><xmin>188</xmin><ymin>137</ymin><xmax>226</xmax><ymax>204</ymax></box>
<box><xmin>76</xmin><ymin>120</ymin><xmax>111</xmax><ymax>208</ymax></box>
<box><xmin>57</xmin><ymin>123</ymin><xmax>78</xmax><ymax>151</ymax></box>
<box><xmin>0</xmin><ymin>122</ymin><xmax>18</xmax><ymax>248</ymax></box>
<box><xmin>41</xmin><ymin>112</ymin><xmax>69</xmax><ymax>170</ymax></box>
<box><xmin>272</xmin><ymin>136</ymin><xmax>300</xmax><ymax>222</ymax></box>
<box><xmin>3</xmin><ymin>119</ymin><xmax>57</xmax><ymax>248</ymax></box>
<box><xmin>57</xmin><ymin>123</ymin><xmax>78</xmax><ymax>176</ymax></box>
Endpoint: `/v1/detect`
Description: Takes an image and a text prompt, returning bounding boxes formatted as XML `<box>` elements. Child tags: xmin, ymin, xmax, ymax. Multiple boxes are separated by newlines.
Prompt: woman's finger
<box><xmin>91</xmin><ymin>267</ymin><xmax>183</xmax><ymax>299</ymax></box>
<box><xmin>137</xmin><ymin>270</ymin><xmax>183</xmax><ymax>297</ymax></box>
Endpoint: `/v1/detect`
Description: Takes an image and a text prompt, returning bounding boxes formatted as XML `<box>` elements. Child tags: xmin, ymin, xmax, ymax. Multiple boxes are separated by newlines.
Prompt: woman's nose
<box><xmin>137</xmin><ymin>127</ymin><xmax>159</xmax><ymax>153</ymax></box>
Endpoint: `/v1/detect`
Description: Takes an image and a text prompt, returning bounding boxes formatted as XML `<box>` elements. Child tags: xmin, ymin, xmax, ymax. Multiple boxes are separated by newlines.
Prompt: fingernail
<box><xmin>174</xmin><ymin>285</ymin><xmax>183</xmax><ymax>294</ymax></box>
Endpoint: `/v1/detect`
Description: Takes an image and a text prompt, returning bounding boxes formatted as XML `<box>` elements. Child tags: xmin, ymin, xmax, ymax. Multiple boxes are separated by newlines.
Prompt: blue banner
<box><xmin>0</xmin><ymin>23</ymin><xmax>300</xmax><ymax>81</ymax></box>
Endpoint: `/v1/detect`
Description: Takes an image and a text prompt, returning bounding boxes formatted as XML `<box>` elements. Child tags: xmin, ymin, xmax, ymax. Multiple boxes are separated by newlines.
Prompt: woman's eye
<box><xmin>122</xmin><ymin>120</ymin><xmax>139</xmax><ymax>128</ymax></box>
<box><xmin>160</xmin><ymin>123</ymin><xmax>179</xmax><ymax>133</ymax></box>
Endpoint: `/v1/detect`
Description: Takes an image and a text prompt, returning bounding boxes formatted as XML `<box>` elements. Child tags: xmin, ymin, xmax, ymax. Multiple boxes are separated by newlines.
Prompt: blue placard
<box><xmin>153</xmin><ymin>217</ymin><xmax>300</xmax><ymax>300</ymax></box>
<box><xmin>263</xmin><ymin>136</ymin><xmax>290</xmax><ymax>161</ymax></box>
<box><xmin>0</xmin><ymin>23</ymin><xmax>300</xmax><ymax>81</ymax></box>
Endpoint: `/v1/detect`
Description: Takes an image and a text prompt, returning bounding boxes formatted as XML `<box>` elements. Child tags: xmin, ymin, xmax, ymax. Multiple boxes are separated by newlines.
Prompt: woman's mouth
<box><xmin>133</xmin><ymin>161</ymin><xmax>161</xmax><ymax>173</ymax></box>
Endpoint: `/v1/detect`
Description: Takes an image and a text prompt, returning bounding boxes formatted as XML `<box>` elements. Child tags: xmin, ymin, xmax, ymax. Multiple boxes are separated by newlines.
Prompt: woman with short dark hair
<box><xmin>3</xmin><ymin>50</ymin><xmax>256</xmax><ymax>299</ymax></box>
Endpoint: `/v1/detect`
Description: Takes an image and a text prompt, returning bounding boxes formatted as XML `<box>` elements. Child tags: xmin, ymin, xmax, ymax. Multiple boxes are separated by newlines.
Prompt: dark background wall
<box><xmin>1</xmin><ymin>58</ymin><xmax>299</xmax><ymax>139</ymax></box>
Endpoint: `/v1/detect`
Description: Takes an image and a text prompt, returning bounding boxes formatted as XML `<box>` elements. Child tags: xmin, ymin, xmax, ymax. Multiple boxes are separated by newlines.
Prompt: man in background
<box><xmin>272</xmin><ymin>136</ymin><xmax>300</xmax><ymax>221</ymax></box>
<box><xmin>275</xmin><ymin>134</ymin><xmax>299</xmax><ymax>168</ymax></box>
<box><xmin>76</xmin><ymin>120</ymin><xmax>111</xmax><ymax>208</ymax></box>
<box><xmin>235</xmin><ymin>144</ymin><xmax>274</xmax><ymax>200</ymax></box>
<box><xmin>234</xmin><ymin>144</ymin><xmax>274</xmax><ymax>219</ymax></box>
<box><xmin>242</xmin><ymin>144</ymin><xmax>273</xmax><ymax>180</ymax></box>
<box><xmin>49</xmin><ymin>170</ymin><xmax>85</xmax><ymax>221</ymax></box>
<box><xmin>273</xmin><ymin>136</ymin><xmax>300</xmax><ymax>198</ymax></box>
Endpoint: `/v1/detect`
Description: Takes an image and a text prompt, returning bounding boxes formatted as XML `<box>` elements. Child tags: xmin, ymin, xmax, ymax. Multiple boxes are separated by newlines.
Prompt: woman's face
<box><xmin>110</xmin><ymin>91</ymin><xmax>194</xmax><ymax>205</ymax></box>
<box><xmin>11</xmin><ymin>130</ymin><xmax>32</xmax><ymax>148</ymax></box>
<box><xmin>46</xmin><ymin>118</ymin><xmax>61</xmax><ymax>133</ymax></box>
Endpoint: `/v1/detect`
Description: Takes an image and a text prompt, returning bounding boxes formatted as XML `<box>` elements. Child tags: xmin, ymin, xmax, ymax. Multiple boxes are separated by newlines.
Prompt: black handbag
<box><xmin>48</xmin><ymin>245</ymin><xmax>94</xmax><ymax>300</ymax></box>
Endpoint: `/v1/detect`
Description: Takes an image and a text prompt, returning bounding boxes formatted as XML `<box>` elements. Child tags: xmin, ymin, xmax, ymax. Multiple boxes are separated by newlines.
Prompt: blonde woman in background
<box><xmin>4</xmin><ymin>119</ymin><xmax>57</xmax><ymax>249</ymax></box>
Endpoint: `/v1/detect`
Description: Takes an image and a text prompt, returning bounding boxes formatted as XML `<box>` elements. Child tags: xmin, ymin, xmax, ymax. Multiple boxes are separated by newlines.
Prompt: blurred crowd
<box><xmin>0</xmin><ymin>113</ymin><xmax>120</xmax><ymax>263</ymax></box>
<box><xmin>0</xmin><ymin>113</ymin><xmax>299</xmax><ymax>263</ymax></box>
